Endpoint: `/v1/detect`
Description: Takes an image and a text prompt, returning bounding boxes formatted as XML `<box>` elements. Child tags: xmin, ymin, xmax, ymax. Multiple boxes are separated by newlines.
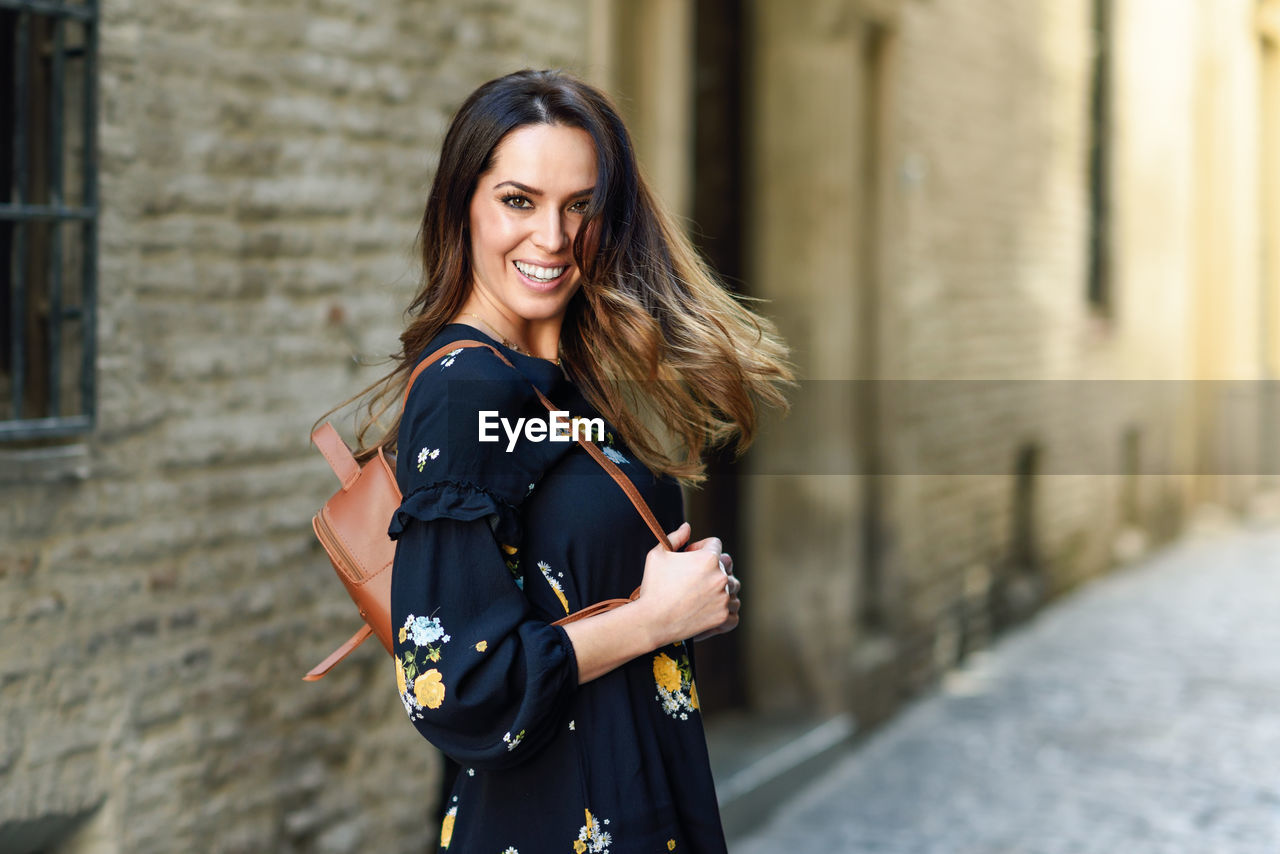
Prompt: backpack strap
<box><xmin>304</xmin><ymin>625</ymin><xmax>373</xmax><ymax>681</ymax></box>
<box><xmin>305</xmin><ymin>340</ymin><xmax>682</xmax><ymax>680</ymax></box>
<box><xmin>313</xmin><ymin>422</ymin><xmax>359</xmax><ymax>489</ymax></box>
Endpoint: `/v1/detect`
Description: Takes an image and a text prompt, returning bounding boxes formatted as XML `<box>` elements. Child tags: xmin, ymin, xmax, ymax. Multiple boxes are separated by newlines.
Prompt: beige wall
<box><xmin>586</xmin><ymin>0</ymin><xmax>695</xmax><ymax>217</ymax></box>
<box><xmin>1186</xmin><ymin>0</ymin><xmax>1269</xmax><ymax>504</ymax></box>
<box><xmin>741</xmin><ymin>0</ymin><xmax>876</xmax><ymax>715</ymax></box>
<box><xmin>1264</xmin><ymin>1</ymin><xmax>1280</xmax><ymax>381</ymax></box>
<box><xmin>741</xmin><ymin>0</ymin><xmax>1275</xmax><ymax>720</ymax></box>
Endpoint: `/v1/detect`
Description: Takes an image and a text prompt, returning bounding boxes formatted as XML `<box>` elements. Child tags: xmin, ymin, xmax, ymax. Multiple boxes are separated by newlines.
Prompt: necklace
<box><xmin>461</xmin><ymin>312</ymin><xmax>562</xmax><ymax>367</ymax></box>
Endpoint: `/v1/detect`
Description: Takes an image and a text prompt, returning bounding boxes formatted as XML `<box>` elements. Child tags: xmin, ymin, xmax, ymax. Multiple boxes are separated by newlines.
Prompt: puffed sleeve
<box><xmin>388</xmin><ymin>345</ymin><xmax>578</xmax><ymax>769</ymax></box>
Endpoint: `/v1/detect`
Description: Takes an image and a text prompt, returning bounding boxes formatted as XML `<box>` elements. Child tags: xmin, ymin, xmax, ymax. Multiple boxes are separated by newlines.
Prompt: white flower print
<box><xmin>396</xmin><ymin>615</ymin><xmax>451</xmax><ymax>721</ymax></box>
<box><xmin>416</xmin><ymin>446</ymin><xmax>439</xmax><ymax>472</ymax></box>
<box><xmin>400</xmin><ymin>613</ymin><xmax>451</xmax><ymax>667</ymax></box>
<box><xmin>395</xmin><ymin>657</ymin><xmax>443</xmax><ymax>722</ymax></box>
<box><xmin>653</xmin><ymin>650</ymin><xmax>699</xmax><ymax>720</ymax></box>
<box><xmin>439</xmin><ymin>347</ymin><xmax>464</xmax><ymax>369</ymax></box>
<box><xmin>407</xmin><ymin>614</ymin><xmax>450</xmax><ymax>647</ymax></box>
<box><xmin>502</xmin><ymin>729</ymin><xmax>525</xmax><ymax>751</ymax></box>
<box><xmin>600</xmin><ymin>445</ymin><xmax>628</xmax><ymax>465</ymax></box>
<box><xmin>576</xmin><ymin>809</ymin><xmax>613</xmax><ymax>853</ymax></box>
<box><xmin>536</xmin><ymin>561</ymin><xmax>570</xmax><ymax>613</ymax></box>
<box><xmin>397</xmin><ymin>680</ymin><xmax>419</xmax><ymax>720</ymax></box>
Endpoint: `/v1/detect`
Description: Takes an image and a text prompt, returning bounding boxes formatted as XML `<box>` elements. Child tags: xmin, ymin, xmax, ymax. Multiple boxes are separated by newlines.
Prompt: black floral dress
<box><xmin>389</xmin><ymin>324</ymin><xmax>728</xmax><ymax>854</ymax></box>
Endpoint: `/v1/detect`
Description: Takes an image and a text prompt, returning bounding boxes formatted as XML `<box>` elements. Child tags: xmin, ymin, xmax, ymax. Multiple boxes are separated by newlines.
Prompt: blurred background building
<box><xmin>2</xmin><ymin>0</ymin><xmax>1278</xmax><ymax>851</ymax></box>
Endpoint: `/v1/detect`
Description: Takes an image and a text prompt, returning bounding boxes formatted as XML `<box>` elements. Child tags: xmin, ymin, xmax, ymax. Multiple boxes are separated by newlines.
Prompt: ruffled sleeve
<box><xmin>388</xmin><ymin>343</ymin><xmax>579</xmax><ymax>769</ymax></box>
<box><xmin>389</xmin><ymin>479</ymin><xmax>523</xmax><ymax>549</ymax></box>
<box><xmin>389</xmin><ymin>343</ymin><xmax>559</xmax><ymax>547</ymax></box>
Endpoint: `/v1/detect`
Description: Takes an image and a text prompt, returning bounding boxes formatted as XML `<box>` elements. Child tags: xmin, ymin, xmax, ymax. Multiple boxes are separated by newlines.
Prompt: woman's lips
<box><xmin>512</xmin><ymin>260</ymin><xmax>570</xmax><ymax>291</ymax></box>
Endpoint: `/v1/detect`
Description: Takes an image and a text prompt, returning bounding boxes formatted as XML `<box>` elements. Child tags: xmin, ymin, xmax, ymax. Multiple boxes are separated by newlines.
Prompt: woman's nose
<box><xmin>532</xmin><ymin>210</ymin><xmax>569</xmax><ymax>252</ymax></box>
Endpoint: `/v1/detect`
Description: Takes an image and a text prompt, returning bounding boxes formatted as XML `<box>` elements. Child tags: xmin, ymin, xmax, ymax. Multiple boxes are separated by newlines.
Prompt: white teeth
<box><xmin>514</xmin><ymin>260</ymin><xmax>566</xmax><ymax>282</ymax></box>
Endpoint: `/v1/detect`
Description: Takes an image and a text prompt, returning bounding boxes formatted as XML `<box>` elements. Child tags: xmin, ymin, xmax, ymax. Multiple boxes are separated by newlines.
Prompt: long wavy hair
<box><xmin>343</xmin><ymin>69</ymin><xmax>794</xmax><ymax>486</ymax></box>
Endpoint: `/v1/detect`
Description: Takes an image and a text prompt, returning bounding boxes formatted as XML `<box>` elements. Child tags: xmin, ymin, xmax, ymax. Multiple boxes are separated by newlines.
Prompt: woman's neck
<box><xmin>452</xmin><ymin>303</ymin><xmax>562</xmax><ymax>363</ymax></box>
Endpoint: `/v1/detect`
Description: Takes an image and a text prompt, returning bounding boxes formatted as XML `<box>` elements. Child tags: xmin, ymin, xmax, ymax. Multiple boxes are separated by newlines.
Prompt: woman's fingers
<box><xmin>645</xmin><ymin>525</ymin><xmax>742</xmax><ymax>643</ymax></box>
<box><xmin>687</xmin><ymin>535</ymin><xmax>723</xmax><ymax>557</ymax></box>
<box><xmin>665</xmin><ymin>522</ymin><xmax>691</xmax><ymax>550</ymax></box>
<box><xmin>690</xmin><ymin>596</ymin><xmax>741</xmax><ymax>642</ymax></box>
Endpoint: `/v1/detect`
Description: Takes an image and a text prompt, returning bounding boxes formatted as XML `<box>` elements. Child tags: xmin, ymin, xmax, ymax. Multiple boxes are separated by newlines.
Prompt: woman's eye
<box><xmin>501</xmin><ymin>194</ymin><xmax>533</xmax><ymax>209</ymax></box>
<box><xmin>568</xmin><ymin>200</ymin><xmax>589</xmax><ymax>214</ymax></box>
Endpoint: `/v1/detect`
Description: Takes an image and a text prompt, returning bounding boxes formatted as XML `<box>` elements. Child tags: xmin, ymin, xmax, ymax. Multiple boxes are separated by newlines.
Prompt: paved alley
<box><xmin>732</xmin><ymin>523</ymin><xmax>1280</xmax><ymax>853</ymax></box>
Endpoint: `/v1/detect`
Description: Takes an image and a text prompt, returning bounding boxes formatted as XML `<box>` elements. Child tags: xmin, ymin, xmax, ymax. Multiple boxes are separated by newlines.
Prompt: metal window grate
<box><xmin>0</xmin><ymin>0</ymin><xmax>98</xmax><ymax>441</ymax></box>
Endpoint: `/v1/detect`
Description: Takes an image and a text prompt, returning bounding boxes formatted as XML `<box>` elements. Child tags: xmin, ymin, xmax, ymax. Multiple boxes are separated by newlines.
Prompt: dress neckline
<box><xmin>443</xmin><ymin>322</ymin><xmax>570</xmax><ymax>387</ymax></box>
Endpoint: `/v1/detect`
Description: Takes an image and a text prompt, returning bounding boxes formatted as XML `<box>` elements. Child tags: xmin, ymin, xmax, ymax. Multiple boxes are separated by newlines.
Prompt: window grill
<box><xmin>0</xmin><ymin>0</ymin><xmax>98</xmax><ymax>440</ymax></box>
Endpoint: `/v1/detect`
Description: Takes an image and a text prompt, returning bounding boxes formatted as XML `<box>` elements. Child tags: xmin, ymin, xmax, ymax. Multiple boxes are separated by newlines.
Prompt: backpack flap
<box><xmin>307</xmin><ymin>423</ymin><xmax>401</xmax><ymax>679</ymax></box>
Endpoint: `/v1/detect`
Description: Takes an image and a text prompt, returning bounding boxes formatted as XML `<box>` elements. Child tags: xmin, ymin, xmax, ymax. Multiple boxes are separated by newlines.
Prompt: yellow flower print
<box><xmin>668</xmin><ymin>841</ymin><xmax>676</xmax><ymax>851</ymax></box>
<box><xmin>575</xmin><ymin>807</ymin><xmax>613</xmax><ymax>853</ymax></box>
<box><xmin>414</xmin><ymin>668</ymin><xmax>445</xmax><ymax>709</ymax></box>
<box><xmin>475</xmin><ymin>640</ymin><xmax>488</xmax><ymax>652</ymax></box>
<box><xmin>397</xmin><ymin>616</ymin><xmax>451</xmax><ymax>721</ymax></box>
<box><xmin>653</xmin><ymin>653</ymin><xmax>682</xmax><ymax>693</ymax></box>
<box><xmin>537</xmin><ymin>560</ymin><xmax>570</xmax><ymax>613</ymax></box>
<box><xmin>500</xmin><ymin>542</ymin><xmax>518</xmax><ymax>555</ymax></box>
<box><xmin>440</xmin><ymin>805</ymin><xmax>456</xmax><ymax>848</ymax></box>
<box><xmin>654</xmin><ymin>648</ymin><xmax>698</xmax><ymax>720</ymax></box>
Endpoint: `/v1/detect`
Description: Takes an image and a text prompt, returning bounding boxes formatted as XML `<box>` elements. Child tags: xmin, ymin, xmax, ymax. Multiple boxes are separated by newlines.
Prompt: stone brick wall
<box><xmin>876</xmin><ymin>0</ymin><xmax>1264</xmax><ymax>698</ymax></box>
<box><xmin>742</xmin><ymin>0</ymin><xmax>1266</xmax><ymax>723</ymax></box>
<box><xmin>0</xmin><ymin>2</ymin><xmax>589</xmax><ymax>851</ymax></box>
<box><xmin>877</xmin><ymin>0</ymin><xmax>1152</xmax><ymax>696</ymax></box>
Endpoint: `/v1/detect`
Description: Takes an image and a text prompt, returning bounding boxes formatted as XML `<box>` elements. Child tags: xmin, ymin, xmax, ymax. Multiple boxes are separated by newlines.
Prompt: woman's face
<box><xmin>467</xmin><ymin>123</ymin><xmax>598</xmax><ymax>329</ymax></box>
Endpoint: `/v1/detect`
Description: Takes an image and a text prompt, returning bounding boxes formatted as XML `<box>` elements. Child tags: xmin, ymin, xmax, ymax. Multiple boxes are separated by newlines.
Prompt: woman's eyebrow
<box><xmin>494</xmin><ymin>180</ymin><xmax>594</xmax><ymax>198</ymax></box>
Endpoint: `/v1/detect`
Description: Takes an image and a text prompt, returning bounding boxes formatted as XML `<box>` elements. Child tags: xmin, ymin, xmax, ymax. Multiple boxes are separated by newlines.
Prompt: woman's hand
<box><xmin>635</xmin><ymin>522</ymin><xmax>742</xmax><ymax>648</ymax></box>
<box><xmin>690</xmin><ymin>547</ymin><xmax>740</xmax><ymax>643</ymax></box>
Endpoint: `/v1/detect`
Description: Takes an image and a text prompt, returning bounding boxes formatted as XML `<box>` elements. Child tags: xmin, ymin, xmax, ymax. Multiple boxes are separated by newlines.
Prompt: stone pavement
<box><xmin>731</xmin><ymin>522</ymin><xmax>1280</xmax><ymax>853</ymax></box>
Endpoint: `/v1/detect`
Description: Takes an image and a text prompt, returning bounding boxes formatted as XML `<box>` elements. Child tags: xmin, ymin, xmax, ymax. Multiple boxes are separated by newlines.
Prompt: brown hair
<box><xmin>342</xmin><ymin>69</ymin><xmax>793</xmax><ymax>486</ymax></box>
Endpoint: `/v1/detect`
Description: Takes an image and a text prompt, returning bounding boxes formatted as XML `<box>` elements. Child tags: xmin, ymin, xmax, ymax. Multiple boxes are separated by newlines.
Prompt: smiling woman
<box><xmin>461</xmin><ymin>123</ymin><xmax>596</xmax><ymax>360</ymax></box>
<box><xmin>327</xmin><ymin>69</ymin><xmax>793</xmax><ymax>853</ymax></box>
